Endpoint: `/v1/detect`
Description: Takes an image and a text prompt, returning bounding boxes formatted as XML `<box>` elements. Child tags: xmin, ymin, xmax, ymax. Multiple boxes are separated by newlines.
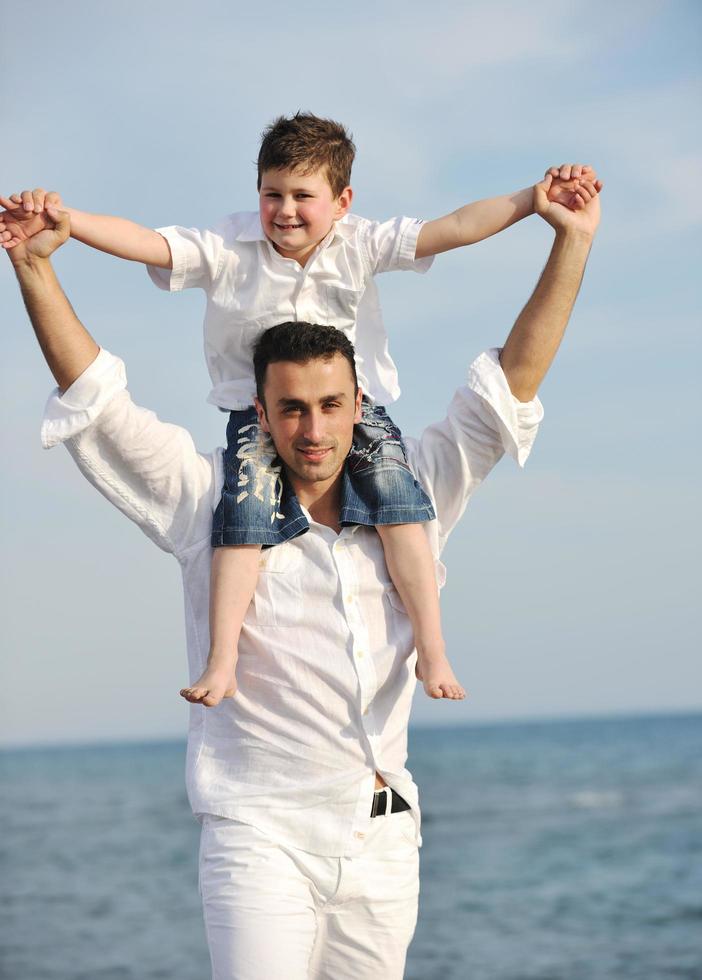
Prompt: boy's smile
<box><xmin>259</xmin><ymin>167</ymin><xmax>352</xmax><ymax>267</ymax></box>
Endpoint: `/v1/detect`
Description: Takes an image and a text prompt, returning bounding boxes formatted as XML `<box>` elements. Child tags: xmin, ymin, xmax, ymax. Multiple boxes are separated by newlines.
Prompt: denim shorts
<box><xmin>211</xmin><ymin>400</ymin><xmax>435</xmax><ymax>548</ymax></box>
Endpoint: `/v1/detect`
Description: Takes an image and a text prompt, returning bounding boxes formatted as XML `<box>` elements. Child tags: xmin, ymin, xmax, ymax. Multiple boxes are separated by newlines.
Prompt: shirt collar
<box><xmin>332</xmin><ymin>215</ymin><xmax>355</xmax><ymax>241</ymax></box>
<box><xmin>233</xmin><ymin>212</ymin><xmax>268</xmax><ymax>242</ymax></box>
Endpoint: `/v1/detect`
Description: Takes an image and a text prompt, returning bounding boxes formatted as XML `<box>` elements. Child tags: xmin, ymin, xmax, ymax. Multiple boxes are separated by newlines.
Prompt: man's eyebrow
<box><xmin>276</xmin><ymin>393</ymin><xmax>348</xmax><ymax>408</ymax></box>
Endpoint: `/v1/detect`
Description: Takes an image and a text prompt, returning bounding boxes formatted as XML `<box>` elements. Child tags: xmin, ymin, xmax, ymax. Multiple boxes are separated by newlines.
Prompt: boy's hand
<box><xmin>535</xmin><ymin>173</ymin><xmax>602</xmax><ymax>239</ymax></box>
<box><xmin>0</xmin><ymin>188</ymin><xmax>63</xmax><ymax>214</ymax></box>
<box><xmin>545</xmin><ymin>164</ymin><xmax>602</xmax><ymax>211</ymax></box>
<box><xmin>0</xmin><ymin>189</ymin><xmax>64</xmax><ymax>249</ymax></box>
<box><xmin>1</xmin><ymin>205</ymin><xmax>70</xmax><ymax>264</ymax></box>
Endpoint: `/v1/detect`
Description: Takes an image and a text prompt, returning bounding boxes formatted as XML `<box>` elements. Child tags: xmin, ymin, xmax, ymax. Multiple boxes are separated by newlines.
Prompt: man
<box><xmin>5</xmin><ymin>172</ymin><xmax>600</xmax><ymax>979</ymax></box>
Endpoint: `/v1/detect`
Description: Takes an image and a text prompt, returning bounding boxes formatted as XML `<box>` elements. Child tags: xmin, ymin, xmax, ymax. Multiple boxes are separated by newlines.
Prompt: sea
<box><xmin>1</xmin><ymin>712</ymin><xmax>701</xmax><ymax>980</ymax></box>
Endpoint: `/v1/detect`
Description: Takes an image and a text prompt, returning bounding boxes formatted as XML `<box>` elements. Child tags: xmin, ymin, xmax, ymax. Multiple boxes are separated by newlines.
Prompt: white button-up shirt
<box><xmin>41</xmin><ymin>348</ymin><xmax>543</xmax><ymax>857</ymax></box>
<box><xmin>147</xmin><ymin>212</ymin><xmax>432</xmax><ymax>410</ymax></box>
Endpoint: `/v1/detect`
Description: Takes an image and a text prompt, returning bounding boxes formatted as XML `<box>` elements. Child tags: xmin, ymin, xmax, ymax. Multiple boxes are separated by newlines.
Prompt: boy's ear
<box><xmin>334</xmin><ymin>186</ymin><xmax>353</xmax><ymax>219</ymax></box>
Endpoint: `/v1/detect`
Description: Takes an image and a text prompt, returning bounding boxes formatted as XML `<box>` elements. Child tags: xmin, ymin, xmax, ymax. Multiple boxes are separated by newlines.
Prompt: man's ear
<box><xmin>254</xmin><ymin>396</ymin><xmax>270</xmax><ymax>434</ymax></box>
<box><xmin>334</xmin><ymin>186</ymin><xmax>353</xmax><ymax>220</ymax></box>
<box><xmin>353</xmin><ymin>387</ymin><xmax>363</xmax><ymax>423</ymax></box>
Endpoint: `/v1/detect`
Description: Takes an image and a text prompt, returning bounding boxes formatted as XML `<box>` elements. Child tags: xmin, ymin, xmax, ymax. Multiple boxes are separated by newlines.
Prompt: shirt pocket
<box><xmin>254</xmin><ymin>546</ymin><xmax>303</xmax><ymax>628</ymax></box>
<box><xmin>323</xmin><ymin>282</ymin><xmax>364</xmax><ymax>330</ymax></box>
<box><xmin>397</xmin><ymin>809</ymin><xmax>420</xmax><ymax>847</ymax></box>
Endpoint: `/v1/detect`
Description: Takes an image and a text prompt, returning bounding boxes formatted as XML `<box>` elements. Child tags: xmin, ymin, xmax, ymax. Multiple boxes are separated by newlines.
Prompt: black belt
<box><xmin>370</xmin><ymin>787</ymin><xmax>411</xmax><ymax>818</ymax></box>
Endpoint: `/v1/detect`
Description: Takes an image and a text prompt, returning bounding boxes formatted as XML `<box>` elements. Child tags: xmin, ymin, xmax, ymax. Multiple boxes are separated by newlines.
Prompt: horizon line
<box><xmin>2</xmin><ymin>705</ymin><xmax>701</xmax><ymax>754</ymax></box>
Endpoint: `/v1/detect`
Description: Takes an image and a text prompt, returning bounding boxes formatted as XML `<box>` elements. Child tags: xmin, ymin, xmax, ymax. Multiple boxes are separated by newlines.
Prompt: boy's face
<box><xmin>259</xmin><ymin>167</ymin><xmax>353</xmax><ymax>265</ymax></box>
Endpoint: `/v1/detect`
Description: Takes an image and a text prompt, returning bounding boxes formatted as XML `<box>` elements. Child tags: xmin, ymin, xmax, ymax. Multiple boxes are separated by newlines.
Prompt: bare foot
<box><xmin>415</xmin><ymin>649</ymin><xmax>466</xmax><ymax>700</ymax></box>
<box><xmin>180</xmin><ymin>657</ymin><xmax>237</xmax><ymax>707</ymax></box>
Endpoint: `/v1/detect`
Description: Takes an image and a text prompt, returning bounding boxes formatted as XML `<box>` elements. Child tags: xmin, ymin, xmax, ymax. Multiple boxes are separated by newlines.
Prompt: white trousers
<box><xmin>199</xmin><ymin>809</ymin><xmax>420</xmax><ymax>980</ymax></box>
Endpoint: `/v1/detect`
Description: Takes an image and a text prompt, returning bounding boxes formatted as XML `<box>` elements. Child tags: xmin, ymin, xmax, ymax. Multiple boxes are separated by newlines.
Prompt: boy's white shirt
<box><xmin>147</xmin><ymin>212</ymin><xmax>432</xmax><ymax>411</ymax></box>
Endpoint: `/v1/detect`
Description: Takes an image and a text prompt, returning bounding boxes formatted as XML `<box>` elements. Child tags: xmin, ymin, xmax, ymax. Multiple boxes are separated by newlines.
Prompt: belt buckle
<box><xmin>371</xmin><ymin>787</ymin><xmax>389</xmax><ymax>818</ymax></box>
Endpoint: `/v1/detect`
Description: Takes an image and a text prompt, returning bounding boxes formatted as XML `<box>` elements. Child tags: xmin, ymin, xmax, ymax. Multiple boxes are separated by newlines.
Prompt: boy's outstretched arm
<box><xmin>415</xmin><ymin>164</ymin><xmax>602</xmax><ymax>259</ymax></box>
<box><xmin>0</xmin><ymin>188</ymin><xmax>172</xmax><ymax>268</ymax></box>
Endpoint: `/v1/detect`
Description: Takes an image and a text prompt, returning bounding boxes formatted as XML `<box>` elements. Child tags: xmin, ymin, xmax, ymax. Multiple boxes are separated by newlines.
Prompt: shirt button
<box><xmin>356</xmin><ymin>650</ymin><xmax>364</xmax><ymax>659</ymax></box>
<box><xmin>346</xmin><ymin>595</ymin><xmax>354</xmax><ymax>603</ymax></box>
<box><xmin>354</xmin><ymin>831</ymin><xmax>365</xmax><ymax>840</ymax></box>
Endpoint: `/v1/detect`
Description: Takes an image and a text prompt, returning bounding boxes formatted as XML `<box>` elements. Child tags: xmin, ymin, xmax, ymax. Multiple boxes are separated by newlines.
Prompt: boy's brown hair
<box><xmin>257</xmin><ymin>112</ymin><xmax>356</xmax><ymax>197</ymax></box>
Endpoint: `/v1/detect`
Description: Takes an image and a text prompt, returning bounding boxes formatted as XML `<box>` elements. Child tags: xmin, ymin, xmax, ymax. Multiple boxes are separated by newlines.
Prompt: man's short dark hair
<box><xmin>257</xmin><ymin>112</ymin><xmax>355</xmax><ymax>197</ymax></box>
<box><xmin>253</xmin><ymin>322</ymin><xmax>359</xmax><ymax>403</ymax></box>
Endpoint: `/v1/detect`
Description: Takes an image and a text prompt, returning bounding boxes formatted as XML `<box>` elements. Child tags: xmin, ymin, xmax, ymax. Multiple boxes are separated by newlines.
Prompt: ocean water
<box><xmin>1</xmin><ymin>713</ymin><xmax>701</xmax><ymax>980</ymax></box>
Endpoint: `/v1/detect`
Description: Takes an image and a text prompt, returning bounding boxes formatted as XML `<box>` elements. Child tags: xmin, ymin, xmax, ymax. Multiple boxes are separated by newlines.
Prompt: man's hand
<box><xmin>545</xmin><ymin>164</ymin><xmax>602</xmax><ymax>211</ymax></box>
<box><xmin>0</xmin><ymin>189</ymin><xmax>64</xmax><ymax>250</ymax></box>
<box><xmin>0</xmin><ymin>204</ymin><xmax>70</xmax><ymax>264</ymax></box>
<box><xmin>535</xmin><ymin>172</ymin><xmax>602</xmax><ymax>238</ymax></box>
<box><xmin>6</xmin><ymin>196</ymin><xmax>98</xmax><ymax>391</ymax></box>
<box><xmin>500</xmin><ymin>173</ymin><xmax>601</xmax><ymax>401</ymax></box>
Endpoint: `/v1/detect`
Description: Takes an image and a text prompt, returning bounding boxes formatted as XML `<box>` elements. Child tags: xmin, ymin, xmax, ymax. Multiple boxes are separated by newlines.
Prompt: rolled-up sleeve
<box><xmin>41</xmin><ymin>348</ymin><xmax>127</xmax><ymax>449</ymax></box>
<box><xmin>41</xmin><ymin>350</ymin><xmax>216</xmax><ymax>559</ymax></box>
<box><xmin>146</xmin><ymin>225</ymin><xmax>223</xmax><ymax>293</ymax></box>
<box><xmin>407</xmin><ymin>348</ymin><xmax>543</xmax><ymax>553</ymax></box>
<box><xmin>361</xmin><ymin>216</ymin><xmax>434</xmax><ymax>275</ymax></box>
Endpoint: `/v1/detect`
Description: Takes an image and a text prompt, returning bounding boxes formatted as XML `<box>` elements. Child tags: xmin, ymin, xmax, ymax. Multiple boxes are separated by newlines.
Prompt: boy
<box><xmin>0</xmin><ymin>115</ymin><xmax>599</xmax><ymax>710</ymax></box>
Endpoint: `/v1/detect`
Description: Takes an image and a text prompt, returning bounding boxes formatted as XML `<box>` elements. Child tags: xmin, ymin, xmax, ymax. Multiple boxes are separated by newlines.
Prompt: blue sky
<box><xmin>1</xmin><ymin>0</ymin><xmax>700</xmax><ymax>745</ymax></box>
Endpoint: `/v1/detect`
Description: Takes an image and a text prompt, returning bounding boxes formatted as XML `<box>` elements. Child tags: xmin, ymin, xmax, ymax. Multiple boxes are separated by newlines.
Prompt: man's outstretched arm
<box><xmin>6</xmin><ymin>205</ymin><xmax>215</xmax><ymax>558</ymax></box>
<box><xmin>499</xmin><ymin>173</ymin><xmax>601</xmax><ymax>402</ymax></box>
<box><xmin>7</xmin><ymin>207</ymin><xmax>99</xmax><ymax>390</ymax></box>
<box><xmin>410</xmin><ymin>174</ymin><xmax>601</xmax><ymax>549</ymax></box>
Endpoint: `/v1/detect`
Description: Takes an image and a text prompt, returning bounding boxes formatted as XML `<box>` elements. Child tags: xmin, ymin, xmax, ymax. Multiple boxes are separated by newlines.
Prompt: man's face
<box><xmin>254</xmin><ymin>354</ymin><xmax>362</xmax><ymax>494</ymax></box>
<box><xmin>258</xmin><ymin>167</ymin><xmax>352</xmax><ymax>265</ymax></box>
